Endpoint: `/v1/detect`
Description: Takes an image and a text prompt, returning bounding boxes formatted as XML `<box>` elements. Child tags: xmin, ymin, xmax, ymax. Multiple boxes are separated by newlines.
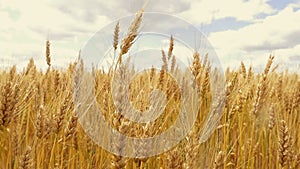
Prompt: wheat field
<box><xmin>0</xmin><ymin>10</ymin><xmax>299</xmax><ymax>169</ymax></box>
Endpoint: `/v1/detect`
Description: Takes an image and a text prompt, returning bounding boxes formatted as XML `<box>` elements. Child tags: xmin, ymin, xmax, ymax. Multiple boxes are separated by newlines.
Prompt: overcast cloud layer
<box><xmin>0</xmin><ymin>0</ymin><xmax>299</xmax><ymax>72</ymax></box>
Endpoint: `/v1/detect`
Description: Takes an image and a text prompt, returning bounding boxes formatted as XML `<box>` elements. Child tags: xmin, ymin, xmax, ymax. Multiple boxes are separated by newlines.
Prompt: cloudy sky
<box><xmin>0</xmin><ymin>0</ymin><xmax>299</xmax><ymax>72</ymax></box>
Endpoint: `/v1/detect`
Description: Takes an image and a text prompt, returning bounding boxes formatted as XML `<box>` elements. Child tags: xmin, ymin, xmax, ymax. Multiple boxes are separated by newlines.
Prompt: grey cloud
<box><xmin>50</xmin><ymin>32</ymin><xmax>76</xmax><ymax>41</ymax></box>
<box><xmin>243</xmin><ymin>41</ymin><xmax>288</xmax><ymax>51</ymax></box>
<box><xmin>43</xmin><ymin>0</ymin><xmax>193</xmax><ymax>40</ymax></box>
<box><xmin>284</xmin><ymin>30</ymin><xmax>300</xmax><ymax>47</ymax></box>
<box><xmin>30</xmin><ymin>26</ymin><xmax>76</xmax><ymax>40</ymax></box>
<box><xmin>289</xmin><ymin>55</ymin><xmax>300</xmax><ymax>61</ymax></box>
<box><xmin>243</xmin><ymin>30</ymin><xmax>300</xmax><ymax>52</ymax></box>
<box><xmin>49</xmin><ymin>0</ymin><xmax>190</xmax><ymax>23</ymax></box>
<box><xmin>65</xmin><ymin>26</ymin><xmax>92</xmax><ymax>34</ymax></box>
<box><xmin>56</xmin><ymin>2</ymin><xmax>108</xmax><ymax>23</ymax></box>
<box><xmin>123</xmin><ymin>0</ymin><xmax>191</xmax><ymax>13</ymax></box>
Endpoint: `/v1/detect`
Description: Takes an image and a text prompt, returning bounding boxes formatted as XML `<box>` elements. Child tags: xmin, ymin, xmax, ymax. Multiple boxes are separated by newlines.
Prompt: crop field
<box><xmin>0</xmin><ymin>10</ymin><xmax>300</xmax><ymax>169</ymax></box>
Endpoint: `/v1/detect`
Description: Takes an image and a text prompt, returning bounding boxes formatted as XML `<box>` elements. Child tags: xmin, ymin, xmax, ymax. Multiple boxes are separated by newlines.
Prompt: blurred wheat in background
<box><xmin>0</xmin><ymin>10</ymin><xmax>299</xmax><ymax>169</ymax></box>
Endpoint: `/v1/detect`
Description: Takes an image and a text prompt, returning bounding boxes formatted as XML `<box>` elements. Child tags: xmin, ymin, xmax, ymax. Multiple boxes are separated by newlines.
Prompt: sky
<box><xmin>0</xmin><ymin>0</ymin><xmax>300</xmax><ymax>72</ymax></box>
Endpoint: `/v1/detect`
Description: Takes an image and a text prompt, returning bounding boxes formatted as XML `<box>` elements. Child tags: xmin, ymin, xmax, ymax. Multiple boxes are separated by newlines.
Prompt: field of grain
<box><xmin>0</xmin><ymin>10</ymin><xmax>299</xmax><ymax>169</ymax></box>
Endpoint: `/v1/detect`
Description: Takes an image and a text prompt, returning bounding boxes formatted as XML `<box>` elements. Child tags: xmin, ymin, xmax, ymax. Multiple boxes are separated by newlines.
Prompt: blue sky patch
<box><xmin>200</xmin><ymin>17</ymin><xmax>252</xmax><ymax>34</ymax></box>
<box><xmin>268</xmin><ymin>0</ymin><xmax>298</xmax><ymax>10</ymax></box>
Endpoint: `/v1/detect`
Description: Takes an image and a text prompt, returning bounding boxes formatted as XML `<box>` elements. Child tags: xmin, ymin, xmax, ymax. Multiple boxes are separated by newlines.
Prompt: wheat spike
<box><xmin>168</xmin><ymin>35</ymin><xmax>174</xmax><ymax>60</ymax></box>
<box><xmin>19</xmin><ymin>146</ymin><xmax>32</xmax><ymax>169</ymax></box>
<box><xmin>278</xmin><ymin>120</ymin><xmax>291</xmax><ymax>167</ymax></box>
<box><xmin>46</xmin><ymin>39</ymin><xmax>51</xmax><ymax>67</ymax></box>
<box><xmin>118</xmin><ymin>9</ymin><xmax>143</xmax><ymax>64</ymax></box>
<box><xmin>113</xmin><ymin>21</ymin><xmax>120</xmax><ymax>50</ymax></box>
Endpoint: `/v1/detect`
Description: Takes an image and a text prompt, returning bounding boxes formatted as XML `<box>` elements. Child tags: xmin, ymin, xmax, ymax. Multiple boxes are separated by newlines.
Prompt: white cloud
<box><xmin>178</xmin><ymin>0</ymin><xmax>275</xmax><ymax>24</ymax></box>
<box><xmin>0</xmin><ymin>0</ymin><xmax>299</xmax><ymax>73</ymax></box>
<box><xmin>208</xmin><ymin>5</ymin><xmax>300</xmax><ymax>72</ymax></box>
<box><xmin>0</xmin><ymin>0</ymin><xmax>110</xmax><ymax>70</ymax></box>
